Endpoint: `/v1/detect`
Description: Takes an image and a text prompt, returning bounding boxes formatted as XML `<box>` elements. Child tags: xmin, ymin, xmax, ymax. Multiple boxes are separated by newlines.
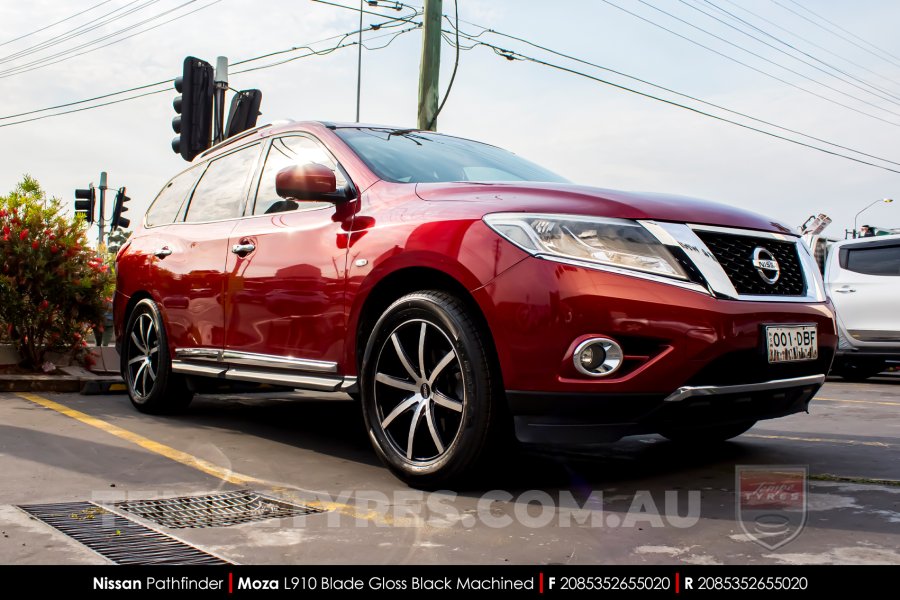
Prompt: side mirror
<box><xmin>275</xmin><ymin>163</ymin><xmax>337</xmax><ymax>201</ymax></box>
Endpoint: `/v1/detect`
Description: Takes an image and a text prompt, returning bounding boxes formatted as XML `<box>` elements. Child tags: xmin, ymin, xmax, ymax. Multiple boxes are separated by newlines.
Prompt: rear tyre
<box><xmin>832</xmin><ymin>358</ymin><xmax>885</xmax><ymax>382</ymax></box>
<box><xmin>660</xmin><ymin>420</ymin><xmax>756</xmax><ymax>444</ymax></box>
<box><xmin>360</xmin><ymin>291</ymin><xmax>501</xmax><ymax>488</ymax></box>
<box><xmin>122</xmin><ymin>298</ymin><xmax>193</xmax><ymax>414</ymax></box>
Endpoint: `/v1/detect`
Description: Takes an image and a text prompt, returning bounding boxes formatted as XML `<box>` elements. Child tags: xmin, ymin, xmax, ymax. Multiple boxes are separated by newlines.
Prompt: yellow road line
<box><xmin>814</xmin><ymin>396</ymin><xmax>900</xmax><ymax>407</ymax></box>
<box><xmin>14</xmin><ymin>393</ymin><xmax>399</xmax><ymax>525</ymax></box>
<box><xmin>16</xmin><ymin>392</ymin><xmax>263</xmax><ymax>486</ymax></box>
<box><xmin>747</xmin><ymin>433</ymin><xmax>893</xmax><ymax>448</ymax></box>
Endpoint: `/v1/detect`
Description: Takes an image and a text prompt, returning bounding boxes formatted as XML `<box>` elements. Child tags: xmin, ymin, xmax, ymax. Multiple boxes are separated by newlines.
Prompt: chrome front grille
<box><xmin>694</xmin><ymin>230</ymin><xmax>806</xmax><ymax>296</ymax></box>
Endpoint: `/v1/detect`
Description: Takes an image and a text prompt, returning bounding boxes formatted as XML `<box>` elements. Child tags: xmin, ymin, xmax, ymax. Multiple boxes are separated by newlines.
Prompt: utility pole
<box><xmin>97</xmin><ymin>171</ymin><xmax>107</xmax><ymax>247</ymax></box>
<box><xmin>213</xmin><ymin>56</ymin><xmax>228</xmax><ymax>144</ymax></box>
<box><xmin>356</xmin><ymin>0</ymin><xmax>363</xmax><ymax>122</ymax></box>
<box><xmin>417</xmin><ymin>0</ymin><xmax>442</xmax><ymax>130</ymax></box>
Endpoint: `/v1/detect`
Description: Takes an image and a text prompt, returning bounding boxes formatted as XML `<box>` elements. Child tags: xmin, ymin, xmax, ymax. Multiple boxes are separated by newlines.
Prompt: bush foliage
<box><xmin>0</xmin><ymin>176</ymin><xmax>114</xmax><ymax>370</ymax></box>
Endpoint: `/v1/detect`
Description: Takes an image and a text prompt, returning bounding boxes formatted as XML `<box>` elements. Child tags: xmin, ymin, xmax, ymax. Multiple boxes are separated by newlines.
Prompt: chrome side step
<box><xmin>171</xmin><ymin>348</ymin><xmax>357</xmax><ymax>394</ymax></box>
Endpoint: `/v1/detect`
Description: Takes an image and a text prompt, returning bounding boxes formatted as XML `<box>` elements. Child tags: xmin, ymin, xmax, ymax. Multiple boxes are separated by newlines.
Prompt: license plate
<box><xmin>766</xmin><ymin>325</ymin><xmax>818</xmax><ymax>363</ymax></box>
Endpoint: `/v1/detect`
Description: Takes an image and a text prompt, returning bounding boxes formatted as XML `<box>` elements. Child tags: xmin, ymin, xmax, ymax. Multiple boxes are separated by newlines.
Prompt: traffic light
<box><xmin>111</xmin><ymin>187</ymin><xmax>131</xmax><ymax>229</ymax></box>
<box><xmin>74</xmin><ymin>185</ymin><xmax>95</xmax><ymax>223</ymax></box>
<box><xmin>225</xmin><ymin>89</ymin><xmax>263</xmax><ymax>138</ymax></box>
<box><xmin>172</xmin><ymin>56</ymin><xmax>214</xmax><ymax>161</ymax></box>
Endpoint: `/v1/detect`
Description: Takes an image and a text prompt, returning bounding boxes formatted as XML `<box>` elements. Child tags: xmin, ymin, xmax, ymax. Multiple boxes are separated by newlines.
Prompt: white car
<box><xmin>825</xmin><ymin>233</ymin><xmax>900</xmax><ymax>380</ymax></box>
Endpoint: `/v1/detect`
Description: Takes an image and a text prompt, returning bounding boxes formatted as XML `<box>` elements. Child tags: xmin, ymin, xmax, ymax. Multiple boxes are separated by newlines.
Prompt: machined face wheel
<box><xmin>126</xmin><ymin>311</ymin><xmax>160</xmax><ymax>402</ymax></box>
<box><xmin>373</xmin><ymin>319</ymin><xmax>466</xmax><ymax>464</ymax></box>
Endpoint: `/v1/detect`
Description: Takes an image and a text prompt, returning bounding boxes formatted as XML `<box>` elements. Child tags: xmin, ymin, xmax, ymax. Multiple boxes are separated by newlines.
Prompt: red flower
<box><xmin>72</xmin><ymin>279</ymin><xmax>81</xmax><ymax>286</ymax></box>
<box><xmin>2</xmin><ymin>226</ymin><xmax>9</xmax><ymax>236</ymax></box>
<box><xmin>99</xmin><ymin>265</ymin><xmax>109</xmax><ymax>272</ymax></box>
<box><xmin>31</xmin><ymin>240</ymin><xmax>39</xmax><ymax>250</ymax></box>
<box><xmin>19</xmin><ymin>229</ymin><xmax>28</xmax><ymax>240</ymax></box>
<box><xmin>0</xmin><ymin>209</ymin><xmax>6</xmax><ymax>217</ymax></box>
<box><xmin>39</xmin><ymin>300</ymin><xmax>49</xmax><ymax>310</ymax></box>
<box><xmin>50</xmin><ymin>245</ymin><xmax>58</xmax><ymax>254</ymax></box>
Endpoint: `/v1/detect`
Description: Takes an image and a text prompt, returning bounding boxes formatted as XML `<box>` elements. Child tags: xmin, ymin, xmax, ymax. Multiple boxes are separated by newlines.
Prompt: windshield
<box><xmin>335</xmin><ymin>127</ymin><xmax>568</xmax><ymax>184</ymax></box>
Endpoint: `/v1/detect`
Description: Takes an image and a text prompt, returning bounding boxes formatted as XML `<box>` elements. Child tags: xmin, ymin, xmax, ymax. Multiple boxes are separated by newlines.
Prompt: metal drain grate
<box><xmin>113</xmin><ymin>489</ymin><xmax>324</xmax><ymax>529</ymax></box>
<box><xmin>18</xmin><ymin>501</ymin><xmax>228</xmax><ymax>565</ymax></box>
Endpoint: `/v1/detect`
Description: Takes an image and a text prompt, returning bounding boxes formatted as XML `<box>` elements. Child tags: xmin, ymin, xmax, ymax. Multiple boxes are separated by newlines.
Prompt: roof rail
<box><xmin>197</xmin><ymin>122</ymin><xmax>279</xmax><ymax>159</ymax></box>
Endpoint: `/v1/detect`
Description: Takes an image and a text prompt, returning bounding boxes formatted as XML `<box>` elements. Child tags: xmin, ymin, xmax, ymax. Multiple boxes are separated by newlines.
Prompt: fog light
<box><xmin>573</xmin><ymin>338</ymin><xmax>623</xmax><ymax>377</ymax></box>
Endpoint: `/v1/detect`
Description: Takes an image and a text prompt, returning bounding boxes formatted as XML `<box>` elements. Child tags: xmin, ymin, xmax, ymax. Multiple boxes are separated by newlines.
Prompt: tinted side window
<box><xmin>145</xmin><ymin>168</ymin><xmax>201</xmax><ymax>227</ymax></box>
<box><xmin>253</xmin><ymin>136</ymin><xmax>348</xmax><ymax>215</ymax></box>
<box><xmin>184</xmin><ymin>144</ymin><xmax>260</xmax><ymax>223</ymax></box>
<box><xmin>845</xmin><ymin>245</ymin><xmax>900</xmax><ymax>276</ymax></box>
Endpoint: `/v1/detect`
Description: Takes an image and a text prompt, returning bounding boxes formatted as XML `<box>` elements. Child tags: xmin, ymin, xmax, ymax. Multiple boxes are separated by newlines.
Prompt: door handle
<box><xmin>153</xmin><ymin>247</ymin><xmax>172</xmax><ymax>258</ymax></box>
<box><xmin>834</xmin><ymin>286</ymin><xmax>856</xmax><ymax>293</ymax></box>
<box><xmin>231</xmin><ymin>242</ymin><xmax>256</xmax><ymax>255</ymax></box>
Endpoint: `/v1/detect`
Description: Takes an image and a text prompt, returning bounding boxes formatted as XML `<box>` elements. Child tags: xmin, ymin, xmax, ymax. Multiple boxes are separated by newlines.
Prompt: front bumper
<box><xmin>473</xmin><ymin>255</ymin><xmax>836</xmax><ymax>444</ymax></box>
<box><xmin>508</xmin><ymin>375</ymin><xmax>824</xmax><ymax>444</ymax></box>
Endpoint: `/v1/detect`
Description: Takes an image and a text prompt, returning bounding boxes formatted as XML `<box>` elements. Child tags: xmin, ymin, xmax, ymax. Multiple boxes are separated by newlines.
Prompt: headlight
<box><xmin>483</xmin><ymin>213</ymin><xmax>689</xmax><ymax>280</ymax></box>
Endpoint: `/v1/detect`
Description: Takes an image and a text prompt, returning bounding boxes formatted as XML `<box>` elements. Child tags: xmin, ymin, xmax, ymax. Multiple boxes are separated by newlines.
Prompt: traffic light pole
<box><xmin>213</xmin><ymin>56</ymin><xmax>228</xmax><ymax>145</ymax></box>
<box><xmin>97</xmin><ymin>171</ymin><xmax>107</xmax><ymax>248</ymax></box>
<box><xmin>417</xmin><ymin>0</ymin><xmax>442</xmax><ymax>131</ymax></box>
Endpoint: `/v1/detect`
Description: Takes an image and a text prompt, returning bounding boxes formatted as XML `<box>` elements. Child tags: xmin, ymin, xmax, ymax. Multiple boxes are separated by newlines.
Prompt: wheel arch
<box><xmin>118</xmin><ymin>291</ymin><xmax>159</xmax><ymax>372</ymax></box>
<box><xmin>348</xmin><ymin>266</ymin><xmax>501</xmax><ymax>380</ymax></box>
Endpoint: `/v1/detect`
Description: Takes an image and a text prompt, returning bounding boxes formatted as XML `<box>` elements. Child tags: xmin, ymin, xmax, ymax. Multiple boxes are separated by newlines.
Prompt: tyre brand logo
<box><xmin>736</xmin><ymin>465</ymin><xmax>808</xmax><ymax>550</ymax></box>
<box><xmin>752</xmin><ymin>247</ymin><xmax>780</xmax><ymax>284</ymax></box>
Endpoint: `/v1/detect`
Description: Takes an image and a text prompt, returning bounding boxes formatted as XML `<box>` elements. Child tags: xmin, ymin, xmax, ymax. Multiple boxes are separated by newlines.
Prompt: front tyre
<box><xmin>360</xmin><ymin>291</ymin><xmax>500</xmax><ymax>487</ymax></box>
<box><xmin>832</xmin><ymin>358</ymin><xmax>885</xmax><ymax>381</ymax></box>
<box><xmin>122</xmin><ymin>298</ymin><xmax>193</xmax><ymax>414</ymax></box>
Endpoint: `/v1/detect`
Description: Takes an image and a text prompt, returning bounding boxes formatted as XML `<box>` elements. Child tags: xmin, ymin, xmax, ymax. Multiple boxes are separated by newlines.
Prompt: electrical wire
<box><xmin>461</xmin><ymin>39</ymin><xmax>900</xmax><ymax>175</ymax></box>
<box><xmin>599</xmin><ymin>0</ymin><xmax>900</xmax><ymax>129</ymax></box>
<box><xmin>460</xmin><ymin>26</ymin><xmax>900</xmax><ymax>169</ymax></box>
<box><xmin>0</xmin><ymin>0</ymin><xmax>217</xmax><ymax>79</ymax></box>
<box><xmin>773</xmin><ymin>0</ymin><xmax>900</xmax><ymax>70</ymax></box>
<box><xmin>680</xmin><ymin>0</ymin><xmax>900</xmax><ymax>107</ymax></box>
<box><xmin>634</xmin><ymin>0</ymin><xmax>900</xmax><ymax>119</ymax></box>
<box><xmin>0</xmin><ymin>88</ymin><xmax>169</xmax><ymax>129</ymax></box>
<box><xmin>0</xmin><ymin>0</ymin><xmax>158</xmax><ymax>66</ymax></box>
<box><xmin>717</xmin><ymin>0</ymin><xmax>900</xmax><ymax>91</ymax></box>
<box><xmin>0</xmin><ymin>23</ymin><xmax>421</xmax><ymax>128</ymax></box>
<box><xmin>0</xmin><ymin>0</ymin><xmax>114</xmax><ymax>48</ymax></box>
<box><xmin>0</xmin><ymin>79</ymin><xmax>173</xmax><ymax>121</ymax></box>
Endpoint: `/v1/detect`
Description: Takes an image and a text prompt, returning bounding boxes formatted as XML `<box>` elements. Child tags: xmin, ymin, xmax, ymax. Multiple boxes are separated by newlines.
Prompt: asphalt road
<box><xmin>0</xmin><ymin>376</ymin><xmax>898</xmax><ymax>565</ymax></box>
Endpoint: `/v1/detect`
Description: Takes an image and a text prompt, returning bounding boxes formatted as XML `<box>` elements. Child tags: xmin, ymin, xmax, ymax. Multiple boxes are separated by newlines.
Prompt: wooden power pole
<box><xmin>417</xmin><ymin>0</ymin><xmax>443</xmax><ymax>130</ymax></box>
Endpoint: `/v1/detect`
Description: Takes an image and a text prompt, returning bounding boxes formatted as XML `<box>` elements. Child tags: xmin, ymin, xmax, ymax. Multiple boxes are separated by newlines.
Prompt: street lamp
<box><xmin>854</xmin><ymin>198</ymin><xmax>893</xmax><ymax>237</ymax></box>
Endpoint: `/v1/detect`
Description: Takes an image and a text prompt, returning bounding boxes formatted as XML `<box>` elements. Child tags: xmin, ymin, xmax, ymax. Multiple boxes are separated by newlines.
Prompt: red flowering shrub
<box><xmin>0</xmin><ymin>176</ymin><xmax>114</xmax><ymax>370</ymax></box>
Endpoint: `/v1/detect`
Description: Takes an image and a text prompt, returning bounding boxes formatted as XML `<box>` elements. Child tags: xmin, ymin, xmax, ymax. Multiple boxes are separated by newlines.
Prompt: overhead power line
<box><xmin>463</xmin><ymin>39</ymin><xmax>900</xmax><ymax>175</ymax></box>
<box><xmin>774</xmin><ymin>0</ymin><xmax>900</xmax><ymax>70</ymax></box>
<box><xmin>0</xmin><ymin>0</ymin><xmax>220</xmax><ymax>80</ymax></box>
<box><xmin>599</xmin><ymin>0</ymin><xmax>900</xmax><ymax>129</ymax></box>
<box><xmin>0</xmin><ymin>0</ymin><xmax>159</xmax><ymax>66</ymax></box>
<box><xmin>679</xmin><ymin>0</ymin><xmax>900</xmax><ymax>107</ymax></box>
<box><xmin>633</xmin><ymin>0</ymin><xmax>900</xmax><ymax>120</ymax></box>
<box><xmin>0</xmin><ymin>23</ymin><xmax>421</xmax><ymax>129</ymax></box>
<box><xmin>718</xmin><ymin>0</ymin><xmax>900</xmax><ymax>92</ymax></box>
<box><xmin>463</xmin><ymin>26</ymin><xmax>900</xmax><ymax>169</ymax></box>
<box><xmin>0</xmin><ymin>0</ymin><xmax>115</xmax><ymax>48</ymax></box>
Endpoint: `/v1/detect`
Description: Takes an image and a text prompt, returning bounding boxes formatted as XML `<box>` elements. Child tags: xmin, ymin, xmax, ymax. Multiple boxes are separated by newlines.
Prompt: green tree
<box><xmin>0</xmin><ymin>175</ymin><xmax>114</xmax><ymax>370</ymax></box>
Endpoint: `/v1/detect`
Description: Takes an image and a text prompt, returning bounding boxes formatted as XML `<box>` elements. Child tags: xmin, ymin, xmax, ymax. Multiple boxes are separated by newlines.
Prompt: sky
<box><xmin>1</xmin><ymin>0</ymin><xmax>900</xmax><ymax>240</ymax></box>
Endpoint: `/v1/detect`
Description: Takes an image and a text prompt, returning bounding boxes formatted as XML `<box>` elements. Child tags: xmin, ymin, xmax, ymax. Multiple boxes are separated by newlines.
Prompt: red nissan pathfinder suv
<box><xmin>114</xmin><ymin>121</ymin><xmax>836</xmax><ymax>485</ymax></box>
